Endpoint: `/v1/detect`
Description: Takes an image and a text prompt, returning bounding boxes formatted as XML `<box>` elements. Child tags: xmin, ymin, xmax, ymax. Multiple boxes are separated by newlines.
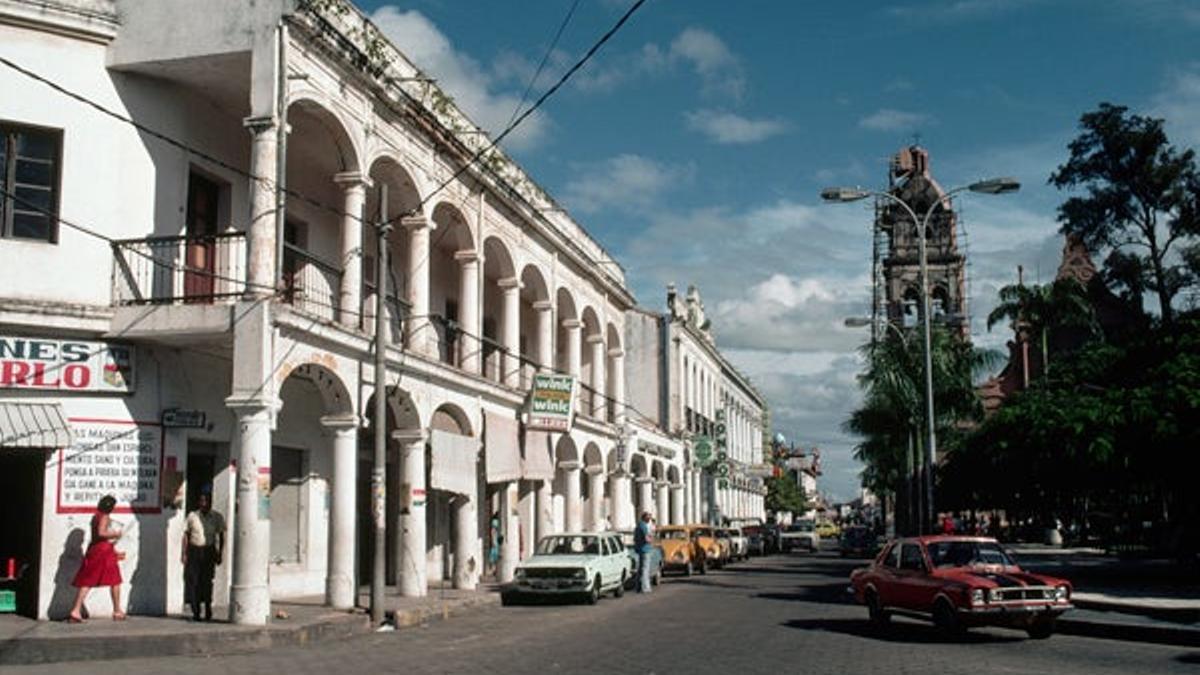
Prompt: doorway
<box><xmin>184</xmin><ymin>172</ymin><xmax>220</xmax><ymax>301</ymax></box>
<box><xmin>185</xmin><ymin>441</ymin><xmax>218</xmax><ymax>513</ymax></box>
<box><xmin>0</xmin><ymin>449</ymin><xmax>45</xmax><ymax>617</ymax></box>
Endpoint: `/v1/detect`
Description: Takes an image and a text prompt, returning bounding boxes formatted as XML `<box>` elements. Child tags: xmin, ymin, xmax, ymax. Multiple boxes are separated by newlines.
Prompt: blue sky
<box><xmin>361</xmin><ymin>0</ymin><xmax>1200</xmax><ymax>501</ymax></box>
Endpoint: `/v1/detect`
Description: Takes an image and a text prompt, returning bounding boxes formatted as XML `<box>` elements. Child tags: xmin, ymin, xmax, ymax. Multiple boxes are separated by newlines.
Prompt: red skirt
<box><xmin>73</xmin><ymin>540</ymin><xmax>122</xmax><ymax>587</ymax></box>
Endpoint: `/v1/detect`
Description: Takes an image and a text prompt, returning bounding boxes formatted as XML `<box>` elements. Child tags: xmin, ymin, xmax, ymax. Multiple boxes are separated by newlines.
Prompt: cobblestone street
<box><xmin>9</xmin><ymin>552</ymin><xmax>1197</xmax><ymax>675</ymax></box>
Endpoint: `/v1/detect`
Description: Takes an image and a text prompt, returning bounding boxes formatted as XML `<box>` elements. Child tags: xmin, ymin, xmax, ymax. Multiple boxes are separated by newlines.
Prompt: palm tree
<box><xmin>987</xmin><ymin>277</ymin><xmax>1096</xmax><ymax>378</ymax></box>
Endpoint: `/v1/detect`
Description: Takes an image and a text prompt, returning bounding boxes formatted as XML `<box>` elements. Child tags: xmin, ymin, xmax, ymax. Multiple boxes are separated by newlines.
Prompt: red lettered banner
<box><xmin>1</xmin><ymin>336</ymin><xmax>135</xmax><ymax>393</ymax></box>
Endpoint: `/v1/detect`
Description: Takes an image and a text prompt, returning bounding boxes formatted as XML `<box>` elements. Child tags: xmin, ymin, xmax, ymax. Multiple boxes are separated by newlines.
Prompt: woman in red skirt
<box><xmin>67</xmin><ymin>494</ymin><xmax>125</xmax><ymax>622</ymax></box>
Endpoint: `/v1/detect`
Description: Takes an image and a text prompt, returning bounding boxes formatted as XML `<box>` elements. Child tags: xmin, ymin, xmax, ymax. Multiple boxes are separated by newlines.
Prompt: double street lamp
<box><xmin>825</xmin><ymin>177</ymin><xmax>1020</xmax><ymax>533</ymax></box>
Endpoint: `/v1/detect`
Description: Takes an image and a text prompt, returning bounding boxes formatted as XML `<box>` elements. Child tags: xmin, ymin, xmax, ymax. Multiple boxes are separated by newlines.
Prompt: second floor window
<box><xmin>1</xmin><ymin>122</ymin><xmax>62</xmax><ymax>243</ymax></box>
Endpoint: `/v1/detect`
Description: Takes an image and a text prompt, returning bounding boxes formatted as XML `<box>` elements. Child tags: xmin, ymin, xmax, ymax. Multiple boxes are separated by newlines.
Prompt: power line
<box><xmin>505</xmin><ymin>0</ymin><xmax>582</xmax><ymax>130</ymax></box>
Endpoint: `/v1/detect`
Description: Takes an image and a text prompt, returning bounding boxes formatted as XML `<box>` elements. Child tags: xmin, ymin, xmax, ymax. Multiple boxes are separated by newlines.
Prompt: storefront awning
<box><xmin>522</xmin><ymin>430</ymin><xmax>555</xmax><ymax>481</ymax></box>
<box><xmin>484</xmin><ymin>411</ymin><xmax>521</xmax><ymax>484</ymax></box>
<box><xmin>0</xmin><ymin>401</ymin><xmax>74</xmax><ymax>448</ymax></box>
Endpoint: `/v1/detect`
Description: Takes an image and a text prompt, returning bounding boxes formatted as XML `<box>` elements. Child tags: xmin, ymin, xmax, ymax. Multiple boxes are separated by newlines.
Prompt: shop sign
<box><xmin>693</xmin><ymin>437</ymin><xmax>714</xmax><ymax>467</ymax></box>
<box><xmin>1</xmin><ymin>336</ymin><xmax>134</xmax><ymax>393</ymax></box>
<box><xmin>161</xmin><ymin>408</ymin><xmax>206</xmax><ymax>429</ymax></box>
<box><xmin>526</xmin><ymin>374</ymin><xmax>576</xmax><ymax>432</ymax></box>
<box><xmin>57</xmin><ymin>418</ymin><xmax>162</xmax><ymax>514</ymax></box>
<box><xmin>746</xmin><ymin>463</ymin><xmax>775</xmax><ymax>478</ymax></box>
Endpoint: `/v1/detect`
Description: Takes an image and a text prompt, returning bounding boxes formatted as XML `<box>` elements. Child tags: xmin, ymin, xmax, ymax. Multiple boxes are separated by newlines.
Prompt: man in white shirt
<box><xmin>181</xmin><ymin>491</ymin><xmax>225</xmax><ymax>621</ymax></box>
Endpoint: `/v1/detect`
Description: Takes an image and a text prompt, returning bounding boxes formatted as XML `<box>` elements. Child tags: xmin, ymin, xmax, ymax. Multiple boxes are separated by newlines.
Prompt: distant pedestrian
<box><xmin>182</xmin><ymin>491</ymin><xmax>225</xmax><ymax>621</ymax></box>
<box><xmin>488</xmin><ymin>512</ymin><xmax>501</xmax><ymax>576</ymax></box>
<box><xmin>941</xmin><ymin>514</ymin><xmax>956</xmax><ymax>535</ymax></box>
<box><xmin>67</xmin><ymin>495</ymin><xmax>125</xmax><ymax>622</ymax></box>
<box><xmin>634</xmin><ymin>511</ymin><xmax>654</xmax><ymax>593</ymax></box>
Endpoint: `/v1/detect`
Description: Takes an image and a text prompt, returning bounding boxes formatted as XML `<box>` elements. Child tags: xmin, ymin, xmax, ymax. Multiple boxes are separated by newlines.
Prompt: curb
<box><xmin>1058</xmin><ymin>616</ymin><xmax>1200</xmax><ymax>648</ymax></box>
<box><xmin>1073</xmin><ymin>597</ymin><xmax>1200</xmax><ymax>624</ymax></box>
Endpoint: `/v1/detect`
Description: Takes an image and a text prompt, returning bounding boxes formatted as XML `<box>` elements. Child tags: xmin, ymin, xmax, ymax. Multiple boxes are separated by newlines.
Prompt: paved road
<box><xmin>11</xmin><ymin>552</ymin><xmax>1199</xmax><ymax>674</ymax></box>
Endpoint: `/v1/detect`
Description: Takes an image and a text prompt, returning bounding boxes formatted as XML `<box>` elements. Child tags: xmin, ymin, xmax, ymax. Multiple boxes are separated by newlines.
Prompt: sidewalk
<box><xmin>1009</xmin><ymin>544</ymin><xmax>1200</xmax><ymax>646</ymax></box>
<box><xmin>0</xmin><ymin>584</ymin><xmax>500</xmax><ymax>666</ymax></box>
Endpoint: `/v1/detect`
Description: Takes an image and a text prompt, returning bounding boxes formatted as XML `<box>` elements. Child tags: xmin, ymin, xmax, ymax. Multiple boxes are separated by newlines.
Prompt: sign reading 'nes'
<box><xmin>1</xmin><ymin>336</ymin><xmax>135</xmax><ymax>393</ymax></box>
<box><xmin>527</xmin><ymin>374</ymin><xmax>577</xmax><ymax>432</ymax></box>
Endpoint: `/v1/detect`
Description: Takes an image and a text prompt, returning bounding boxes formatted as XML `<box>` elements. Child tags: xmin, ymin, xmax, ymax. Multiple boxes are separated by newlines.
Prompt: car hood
<box><xmin>933</xmin><ymin>566</ymin><xmax>1069</xmax><ymax>589</ymax></box>
<box><xmin>659</xmin><ymin>539</ymin><xmax>690</xmax><ymax>555</ymax></box>
<box><xmin>517</xmin><ymin>555</ymin><xmax>595</xmax><ymax>569</ymax></box>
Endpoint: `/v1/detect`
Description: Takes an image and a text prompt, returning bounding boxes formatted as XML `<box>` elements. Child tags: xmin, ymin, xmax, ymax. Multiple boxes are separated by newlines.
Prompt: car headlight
<box><xmin>987</xmin><ymin>588</ymin><xmax>1002</xmax><ymax>603</ymax></box>
<box><xmin>1055</xmin><ymin>585</ymin><xmax>1069</xmax><ymax>601</ymax></box>
<box><xmin>572</xmin><ymin>568</ymin><xmax>586</xmax><ymax>579</ymax></box>
<box><xmin>970</xmin><ymin>589</ymin><xmax>984</xmax><ymax>606</ymax></box>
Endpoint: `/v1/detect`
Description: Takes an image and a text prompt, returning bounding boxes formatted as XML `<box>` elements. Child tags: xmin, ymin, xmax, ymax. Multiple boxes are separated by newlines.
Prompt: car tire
<box><xmin>585</xmin><ymin>576</ymin><xmax>601</xmax><ymax>605</ymax></box>
<box><xmin>1026</xmin><ymin>618</ymin><xmax>1056</xmax><ymax>640</ymax></box>
<box><xmin>684</xmin><ymin>560</ymin><xmax>694</xmax><ymax>577</ymax></box>
<box><xmin>866</xmin><ymin>591</ymin><xmax>890</xmax><ymax>627</ymax></box>
<box><xmin>933</xmin><ymin>599</ymin><xmax>965</xmax><ymax>638</ymax></box>
<box><xmin>614</xmin><ymin>572</ymin><xmax>626</xmax><ymax>598</ymax></box>
<box><xmin>501</xmin><ymin>591</ymin><xmax>515</xmax><ymax>607</ymax></box>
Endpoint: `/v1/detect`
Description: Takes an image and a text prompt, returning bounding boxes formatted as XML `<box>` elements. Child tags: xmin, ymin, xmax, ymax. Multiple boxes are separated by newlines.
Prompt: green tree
<box><xmin>766</xmin><ymin>474</ymin><xmax>808</xmax><ymax>515</ymax></box>
<box><xmin>1050</xmin><ymin>103</ymin><xmax>1200</xmax><ymax>323</ymax></box>
<box><xmin>986</xmin><ymin>277</ymin><xmax>1097</xmax><ymax>376</ymax></box>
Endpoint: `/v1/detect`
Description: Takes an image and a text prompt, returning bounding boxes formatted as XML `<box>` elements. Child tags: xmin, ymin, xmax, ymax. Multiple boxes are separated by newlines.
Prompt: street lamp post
<box><xmin>826</xmin><ymin>177</ymin><xmax>1019</xmax><ymax>533</ymax></box>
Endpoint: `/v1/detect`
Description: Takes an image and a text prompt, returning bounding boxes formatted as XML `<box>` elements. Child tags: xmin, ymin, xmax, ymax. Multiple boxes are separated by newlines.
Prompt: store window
<box><xmin>1</xmin><ymin>122</ymin><xmax>62</xmax><ymax>242</ymax></box>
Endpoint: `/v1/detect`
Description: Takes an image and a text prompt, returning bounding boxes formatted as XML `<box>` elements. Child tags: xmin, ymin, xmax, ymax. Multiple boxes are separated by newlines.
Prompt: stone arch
<box><xmin>519</xmin><ymin>264</ymin><xmax>551</xmax><ymax>377</ymax></box>
<box><xmin>364</xmin><ymin>156</ymin><xmax>424</xmax><ymax>340</ymax></box>
<box><xmin>555</xmin><ymin>287</ymin><xmax>578</xmax><ymax>375</ymax></box>
<box><xmin>287</xmin><ymin>95</ymin><xmax>361</xmax><ymax>174</ymax></box>
<box><xmin>481</xmin><ymin>236</ymin><xmax>518</xmax><ymax>383</ymax></box>
<box><xmin>431</xmin><ymin>402</ymin><xmax>473</xmax><ymax>436</ymax></box>
<box><xmin>579</xmin><ymin>306</ymin><xmax>603</xmax><ymax>417</ymax></box>
<box><xmin>425</xmin><ymin>401</ymin><xmax>478</xmax><ymax>587</ymax></box>
<box><xmin>629</xmin><ymin>453</ymin><xmax>648</xmax><ymax>479</ymax></box>
<box><xmin>650</xmin><ymin>460</ymin><xmax>665</xmax><ymax>482</ymax></box>
<box><xmin>581</xmin><ymin>442</ymin><xmax>606</xmax><ymax>529</ymax></box>
<box><xmin>552</xmin><ymin>435</ymin><xmax>582</xmax><ymax>533</ymax></box>
<box><xmin>280</xmin><ymin>362</ymin><xmax>354</xmax><ymax>417</ymax></box>
<box><xmin>429</xmin><ymin>202</ymin><xmax>476</xmax><ymax>365</ymax></box>
<box><xmin>667</xmin><ymin>465</ymin><xmax>681</xmax><ymax>485</ymax></box>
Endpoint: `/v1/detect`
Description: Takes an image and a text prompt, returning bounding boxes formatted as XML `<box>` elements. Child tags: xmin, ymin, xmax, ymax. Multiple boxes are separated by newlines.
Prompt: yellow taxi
<box><xmin>655</xmin><ymin>525</ymin><xmax>706</xmax><ymax>576</ymax></box>
<box><xmin>816</xmin><ymin>520</ymin><xmax>840</xmax><ymax>539</ymax></box>
<box><xmin>689</xmin><ymin>524</ymin><xmax>725</xmax><ymax>570</ymax></box>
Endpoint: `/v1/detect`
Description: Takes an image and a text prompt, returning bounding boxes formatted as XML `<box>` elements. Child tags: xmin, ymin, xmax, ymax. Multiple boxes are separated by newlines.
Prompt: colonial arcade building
<box><xmin>0</xmin><ymin>0</ymin><xmax>767</xmax><ymax>624</ymax></box>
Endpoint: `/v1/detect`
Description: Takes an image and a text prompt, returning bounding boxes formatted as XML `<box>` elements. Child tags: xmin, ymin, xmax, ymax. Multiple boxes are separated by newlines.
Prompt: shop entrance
<box><xmin>185</xmin><ymin>441</ymin><xmax>218</xmax><ymax>512</ymax></box>
<box><xmin>0</xmin><ymin>449</ymin><xmax>45</xmax><ymax>617</ymax></box>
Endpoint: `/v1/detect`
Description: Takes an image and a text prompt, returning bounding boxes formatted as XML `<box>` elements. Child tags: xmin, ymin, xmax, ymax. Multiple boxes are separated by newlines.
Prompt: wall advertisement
<box><xmin>57</xmin><ymin>418</ymin><xmax>163</xmax><ymax>514</ymax></box>
<box><xmin>526</xmin><ymin>374</ymin><xmax>576</xmax><ymax>432</ymax></box>
<box><xmin>1</xmin><ymin>336</ymin><xmax>135</xmax><ymax>393</ymax></box>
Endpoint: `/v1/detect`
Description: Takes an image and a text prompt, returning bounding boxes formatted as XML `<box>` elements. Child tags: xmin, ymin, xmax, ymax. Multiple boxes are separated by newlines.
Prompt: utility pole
<box><xmin>371</xmin><ymin>184</ymin><xmax>390</xmax><ymax>625</ymax></box>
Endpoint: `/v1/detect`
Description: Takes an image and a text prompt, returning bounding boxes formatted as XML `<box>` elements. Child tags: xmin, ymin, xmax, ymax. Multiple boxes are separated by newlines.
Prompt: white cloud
<box><xmin>670</xmin><ymin>28</ymin><xmax>745</xmax><ymax>100</ymax></box>
<box><xmin>858</xmin><ymin>108</ymin><xmax>932</xmax><ymax>132</ymax></box>
<box><xmin>684</xmin><ymin>109</ymin><xmax>787</xmax><ymax>144</ymax></box>
<box><xmin>561</xmin><ymin>154</ymin><xmax>693</xmax><ymax>214</ymax></box>
<box><xmin>371</xmin><ymin>6</ymin><xmax>548</xmax><ymax>150</ymax></box>
<box><xmin>1150</xmin><ymin>62</ymin><xmax>1200</xmax><ymax>148</ymax></box>
<box><xmin>885</xmin><ymin>0</ymin><xmax>1041</xmax><ymax>22</ymax></box>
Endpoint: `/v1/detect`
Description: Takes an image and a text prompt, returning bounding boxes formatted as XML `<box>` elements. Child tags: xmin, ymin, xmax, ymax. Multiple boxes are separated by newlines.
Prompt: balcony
<box><xmin>112</xmin><ymin>232</ymin><xmax>248</xmax><ymax>305</ymax></box>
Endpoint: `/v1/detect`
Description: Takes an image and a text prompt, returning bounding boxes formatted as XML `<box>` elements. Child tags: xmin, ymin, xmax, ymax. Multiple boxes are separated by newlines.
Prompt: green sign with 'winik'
<box><xmin>527</xmin><ymin>374</ymin><xmax>577</xmax><ymax>432</ymax></box>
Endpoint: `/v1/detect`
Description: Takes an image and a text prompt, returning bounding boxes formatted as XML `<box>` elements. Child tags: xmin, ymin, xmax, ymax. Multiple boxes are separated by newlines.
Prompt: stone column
<box><xmin>563</xmin><ymin>319</ymin><xmax>582</xmax><ymax>377</ymax></box>
<box><xmin>585</xmin><ymin>466</ymin><xmax>606</xmax><ymax>530</ymax></box>
<box><xmin>608</xmin><ymin>348</ymin><xmax>625</xmax><ymax>425</ymax></box>
<box><xmin>453</xmin><ymin>494</ymin><xmax>478</xmax><ymax>589</ymax></box>
<box><xmin>243</xmin><ymin>117</ymin><xmax>277</xmax><ymax>297</ymax></box>
<box><xmin>588</xmin><ymin>335</ymin><xmax>606</xmax><ymax>418</ymax></box>
<box><xmin>610</xmin><ymin>473</ymin><xmax>633</xmax><ymax>530</ymax></box>
<box><xmin>536</xmin><ymin>479</ymin><xmax>554</xmax><ymax>540</ymax></box>
<box><xmin>670</xmin><ymin>484</ymin><xmax>685</xmax><ymax>525</ymax></box>
<box><xmin>534</xmin><ymin>300</ymin><xmax>554</xmax><ymax>370</ymax></box>
<box><xmin>499</xmin><ymin>277</ymin><xmax>521</xmax><ymax>387</ymax></box>
<box><xmin>402</xmin><ymin>215</ymin><xmax>434</xmax><ymax>356</ymax></box>
<box><xmin>322</xmin><ymin>415</ymin><xmax>359</xmax><ymax>609</ymax></box>
<box><xmin>395</xmin><ymin>430</ymin><xmax>427</xmax><ymax>597</ymax></box>
<box><xmin>498</xmin><ymin>482</ymin><xmax>520</xmax><ymax>582</ymax></box>
<box><xmin>560</xmin><ymin>460</ymin><xmax>583</xmax><ymax>532</ymax></box>
<box><xmin>636</xmin><ymin>478</ymin><xmax>654</xmax><ymax>521</ymax></box>
<box><xmin>333</xmin><ymin>172</ymin><xmax>366</xmax><ymax>327</ymax></box>
<box><xmin>226</xmin><ymin>399</ymin><xmax>273</xmax><ymax>625</ymax></box>
<box><xmin>455</xmin><ymin>250</ymin><xmax>480</xmax><ymax>373</ymax></box>
<box><xmin>656</xmin><ymin>481</ymin><xmax>670</xmax><ymax>527</ymax></box>
<box><xmin>518</xmin><ymin>482</ymin><xmax>535</xmax><ymax>558</ymax></box>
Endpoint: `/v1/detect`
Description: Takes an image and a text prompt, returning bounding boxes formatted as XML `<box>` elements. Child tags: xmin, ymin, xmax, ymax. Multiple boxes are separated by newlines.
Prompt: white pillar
<box><xmin>610</xmin><ymin>473</ymin><xmax>633</xmax><ymax>530</ymax></box>
<box><xmin>403</xmin><ymin>215</ymin><xmax>434</xmax><ymax>356</ymax></box>
<box><xmin>498</xmin><ymin>482</ymin><xmax>519</xmax><ymax>582</ymax></box>
<box><xmin>609</xmin><ymin>348</ymin><xmax>625</xmax><ymax>425</ymax></box>
<box><xmin>561</xmin><ymin>461</ymin><xmax>582</xmax><ymax>532</ymax></box>
<box><xmin>454</xmin><ymin>495</ymin><xmax>478</xmax><ymax>589</ymax></box>
<box><xmin>244</xmin><ymin>117</ymin><xmax>277</xmax><ymax>297</ymax></box>
<box><xmin>322</xmin><ymin>416</ymin><xmax>358</xmax><ymax>609</ymax></box>
<box><xmin>518</xmin><ymin>482</ymin><xmax>535</xmax><ymax>558</ymax></box>
<box><xmin>396</xmin><ymin>430</ymin><xmax>427</xmax><ymax>597</ymax></box>
<box><xmin>534</xmin><ymin>300</ymin><xmax>553</xmax><ymax>370</ymax></box>
<box><xmin>334</xmin><ymin>172</ymin><xmax>366</xmax><ymax>327</ymax></box>
<box><xmin>656</xmin><ymin>481</ymin><xmax>670</xmax><ymax>527</ymax></box>
<box><xmin>588</xmin><ymin>335</ymin><xmax>605</xmax><ymax>418</ymax></box>
<box><xmin>536</xmin><ymin>479</ymin><xmax>554</xmax><ymax>540</ymax></box>
<box><xmin>636</xmin><ymin>478</ymin><xmax>654</xmax><ymax>521</ymax></box>
<box><xmin>226</xmin><ymin>399</ymin><xmax>273</xmax><ymax>625</ymax></box>
<box><xmin>586</xmin><ymin>466</ymin><xmax>605</xmax><ymax>530</ymax></box>
<box><xmin>563</xmin><ymin>319</ymin><xmax>582</xmax><ymax>377</ymax></box>
<box><xmin>456</xmin><ymin>250</ymin><xmax>480</xmax><ymax>373</ymax></box>
<box><xmin>499</xmin><ymin>277</ymin><xmax>521</xmax><ymax>387</ymax></box>
<box><xmin>670</xmin><ymin>484</ymin><xmax>684</xmax><ymax>525</ymax></box>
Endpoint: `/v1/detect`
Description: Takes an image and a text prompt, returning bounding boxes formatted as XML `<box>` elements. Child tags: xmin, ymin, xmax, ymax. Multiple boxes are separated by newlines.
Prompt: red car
<box><xmin>849</xmin><ymin>536</ymin><xmax>1072</xmax><ymax>639</ymax></box>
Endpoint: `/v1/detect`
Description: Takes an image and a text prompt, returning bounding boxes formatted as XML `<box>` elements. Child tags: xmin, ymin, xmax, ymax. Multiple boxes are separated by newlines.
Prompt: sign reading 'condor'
<box><xmin>0</xmin><ymin>336</ymin><xmax>135</xmax><ymax>393</ymax></box>
<box><xmin>526</xmin><ymin>374</ymin><xmax>577</xmax><ymax>432</ymax></box>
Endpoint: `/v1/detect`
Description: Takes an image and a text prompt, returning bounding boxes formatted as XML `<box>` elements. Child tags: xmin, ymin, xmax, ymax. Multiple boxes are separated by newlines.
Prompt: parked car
<box><xmin>839</xmin><ymin>525</ymin><xmax>880</xmax><ymax>558</ymax></box>
<box><xmin>741</xmin><ymin>524</ymin><xmax>767</xmax><ymax>556</ymax></box>
<box><xmin>689</xmin><ymin>525</ymin><xmax>725</xmax><ymax>568</ymax></box>
<box><xmin>504</xmin><ymin>533</ymin><xmax>632</xmax><ymax>605</ymax></box>
<box><xmin>655</xmin><ymin>525</ymin><xmax>707</xmax><ymax>575</ymax></box>
<box><xmin>780</xmin><ymin>519</ymin><xmax>820</xmax><ymax>553</ymax></box>
<box><xmin>713</xmin><ymin>528</ymin><xmax>734</xmax><ymax>565</ymax></box>
<box><xmin>720</xmin><ymin>527</ymin><xmax>749</xmax><ymax>561</ymax></box>
<box><xmin>816</xmin><ymin>520</ymin><xmax>841</xmax><ymax>539</ymax></box>
<box><xmin>850</xmin><ymin>536</ymin><xmax>1073</xmax><ymax>639</ymax></box>
<box><xmin>616</xmin><ymin>529</ymin><xmax>663</xmax><ymax>587</ymax></box>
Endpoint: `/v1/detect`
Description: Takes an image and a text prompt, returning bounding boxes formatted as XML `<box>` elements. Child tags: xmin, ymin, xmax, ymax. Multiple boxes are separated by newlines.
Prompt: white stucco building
<box><xmin>0</xmin><ymin>0</ymin><xmax>711</xmax><ymax>623</ymax></box>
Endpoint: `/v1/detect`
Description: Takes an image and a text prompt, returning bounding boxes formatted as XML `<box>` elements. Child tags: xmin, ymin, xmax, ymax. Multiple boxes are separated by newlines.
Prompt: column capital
<box><xmin>585</xmin><ymin>333</ymin><xmax>605</xmax><ymax>345</ymax></box>
<box><xmin>333</xmin><ymin>171</ymin><xmax>371</xmax><ymax>189</ymax></box>
<box><xmin>320</xmin><ymin>414</ymin><xmax>361</xmax><ymax>431</ymax></box>
<box><xmin>607</xmin><ymin>347</ymin><xmax>625</xmax><ymax>359</ymax></box>
<box><xmin>634</xmin><ymin>476</ymin><xmax>654</xmax><ymax>485</ymax></box>
<box><xmin>454</xmin><ymin>249</ymin><xmax>480</xmax><ymax>264</ymax></box>
<box><xmin>497</xmin><ymin>276</ymin><xmax>521</xmax><ymax>291</ymax></box>
<box><xmin>400</xmin><ymin>214</ymin><xmax>433</xmax><ymax>231</ymax></box>
<box><xmin>225</xmin><ymin>395</ymin><xmax>281</xmax><ymax>415</ymax></box>
<box><xmin>670</xmin><ymin>483</ymin><xmax>685</xmax><ymax>492</ymax></box>
<box><xmin>532</xmin><ymin>299</ymin><xmax>554</xmax><ymax>311</ymax></box>
<box><xmin>558</xmin><ymin>460</ymin><xmax>583</xmax><ymax>471</ymax></box>
<box><xmin>585</xmin><ymin>465</ymin><xmax>606</xmax><ymax>476</ymax></box>
<box><xmin>561</xmin><ymin>318</ymin><xmax>582</xmax><ymax>330</ymax></box>
<box><xmin>243</xmin><ymin>115</ymin><xmax>276</xmax><ymax>133</ymax></box>
<box><xmin>655</xmin><ymin>480</ymin><xmax>669</xmax><ymax>488</ymax></box>
<box><xmin>391</xmin><ymin>429</ymin><xmax>428</xmax><ymax>444</ymax></box>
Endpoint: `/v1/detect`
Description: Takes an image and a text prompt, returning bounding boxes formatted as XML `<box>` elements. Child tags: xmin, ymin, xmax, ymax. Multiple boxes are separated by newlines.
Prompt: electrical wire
<box><xmin>505</xmin><ymin>0</ymin><xmax>582</xmax><ymax>130</ymax></box>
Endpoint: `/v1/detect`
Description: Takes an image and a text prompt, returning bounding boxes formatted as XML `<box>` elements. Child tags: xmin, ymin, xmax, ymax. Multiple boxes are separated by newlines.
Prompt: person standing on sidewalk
<box><xmin>182</xmin><ymin>491</ymin><xmax>225</xmax><ymax>621</ymax></box>
<box><xmin>634</xmin><ymin>511</ymin><xmax>654</xmax><ymax>593</ymax></box>
<box><xmin>67</xmin><ymin>494</ymin><xmax>125</xmax><ymax>622</ymax></box>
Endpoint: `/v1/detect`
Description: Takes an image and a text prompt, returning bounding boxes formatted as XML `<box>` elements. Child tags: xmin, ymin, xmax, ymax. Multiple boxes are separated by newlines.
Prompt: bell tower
<box><xmin>876</xmin><ymin>146</ymin><xmax>967</xmax><ymax>335</ymax></box>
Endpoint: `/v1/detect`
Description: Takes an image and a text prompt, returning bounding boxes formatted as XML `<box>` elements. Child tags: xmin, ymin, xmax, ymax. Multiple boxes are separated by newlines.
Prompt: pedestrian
<box><xmin>182</xmin><ymin>491</ymin><xmax>225</xmax><ymax>621</ymax></box>
<box><xmin>941</xmin><ymin>514</ymin><xmax>955</xmax><ymax>535</ymax></box>
<box><xmin>67</xmin><ymin>494</ymin><xmax>125</xmax><ymax>622</ymax></box>
<box><xmin>634</xmin><ymin>511</ymin><xmax>654</xmax><ymax>593</ymax></box>
<box><xmin>488</xmin><ymin>512</ymin><xmax>501</xmax><ymax>576</ymax></box>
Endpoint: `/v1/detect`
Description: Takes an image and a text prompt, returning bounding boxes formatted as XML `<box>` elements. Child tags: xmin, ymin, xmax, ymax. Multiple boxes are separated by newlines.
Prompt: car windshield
<box><xmin>657</xmin><ymin>529</ymin><xmax>689</xmax><ymax>541</ymax></box>
<box><xmin>788</xmin><ymin>522</ymin><xmax>814</xmax><ymax>532</ymax></box>
<box><xmin>693</xmin><ymin>528</ymin><xmax>713</xmax><ymax>538</ymax></box>
<box><xmin>536</xmin><ymin>536</ymin><xmax>600</xmax><ymax>556</ymax></box>
<box><xmin>927</xmin><ymin>541</ymin><xmax>1014</xmax><ymax>567</ymax></box>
